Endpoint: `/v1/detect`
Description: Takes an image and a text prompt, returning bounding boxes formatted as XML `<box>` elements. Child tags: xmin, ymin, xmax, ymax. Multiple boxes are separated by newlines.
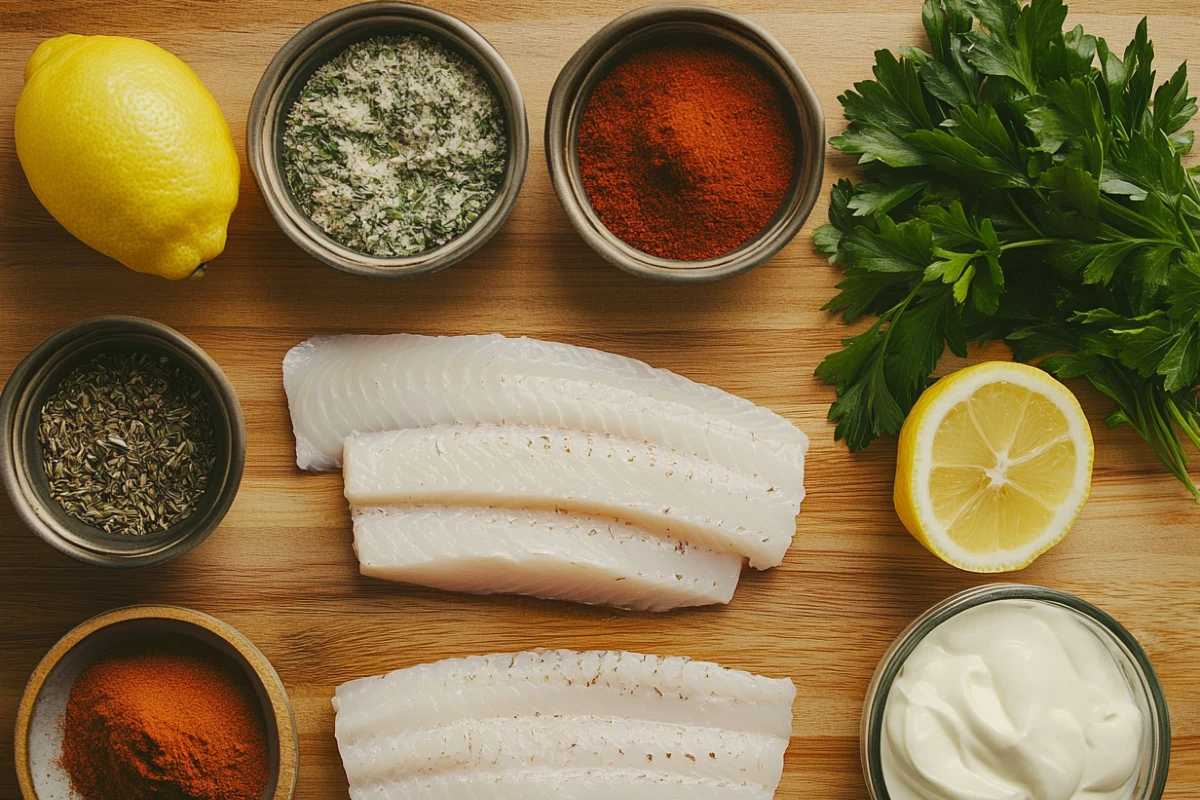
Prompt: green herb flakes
<box><xmin>283</xmin><ymin>34</ymin><xmax>508</xmax><ymax>257</ymax></box>
<box><xmin>38</xmin><ymin>352</ymin><xmax>217</xmax><ymax>535</ymax></box>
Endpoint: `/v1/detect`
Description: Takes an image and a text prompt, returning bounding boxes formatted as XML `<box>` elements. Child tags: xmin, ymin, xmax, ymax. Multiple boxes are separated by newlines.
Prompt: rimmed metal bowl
<box><xmin>545</xmin><ymin>4</ymin><xmax>825</xmax><ymax>283</ymax></box>
<box><xmin>861</xmin><ymin>584</ymin><xmax>1170</xmax><ymax>800</ymax></box>
<box><xmin>248</xmin><ymin>1</ymin><xmax>529</xmax><ymax>279</ymax></box>
<box><xmin>14</xmin><ymin>605</ymin><xmax>298</xmax><ymax>800</ymax></box>
<box><xmin>0</xmin><ymin>316</ymin><xmax>246</xmax><ymax>568</ymax></box>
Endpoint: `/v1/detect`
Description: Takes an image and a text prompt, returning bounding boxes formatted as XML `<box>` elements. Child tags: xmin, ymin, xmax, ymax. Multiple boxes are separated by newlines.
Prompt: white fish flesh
<box><xmin>349</xmin><ymin>770</ymin><xmax>775</xmax><ymax>800</ymax></box>
<box><xmin>352</xmin><ymin>506</ymin><xmax>742</xmax><ymax>612</ymax></box>
<box><xmin>334</xmin><ymin>650</ymin><xmax>795</xmax><ymax>739</ymax></box>
<box><xmin>339</xmin><ymin>717</ymin><xmax>788</xmax><ymax>786</ymax></box>
<box><xmin>282</xmin><ymin>334</ymin><xmax>807</xmax><ymax>501</ymax></box>
<box><xmin>342</xmin><ymin>425</ymin><xmax>799</xmax><ymax>569</ymax></box>
<box><xmin>333</xmin><ymin>650</ymin><xmax>795</xmax><ymax>800</ymax></box>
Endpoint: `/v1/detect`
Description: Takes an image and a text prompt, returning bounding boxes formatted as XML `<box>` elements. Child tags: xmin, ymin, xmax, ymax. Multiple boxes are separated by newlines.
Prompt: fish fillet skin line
<box><xmin>347</xmin><ymin>768</ymin><xmax>775</xmax><ymax>800</ymax></box>
<box><xmin>333</xmin><ymin>650</ymin><xmax>796</xmax><ymax>741</ymax></box>
<box><xmin>338</xmin><ymin>715</ymin><xmax>788</xmax><ymax>788</ymax></box>
<box><xmin>342</xmin><ymin>425</ymin><xmax>798</xmax><ymax>569</ymax></box>
<box><xmin>352</xmin><ymin>506</ymin><xmax>742</xmax><ymax>612</ymax></box>
<box><xmin>282</xmin><ymin>334</ymin><xmax>808</xmax><ymax>490</ymax></box>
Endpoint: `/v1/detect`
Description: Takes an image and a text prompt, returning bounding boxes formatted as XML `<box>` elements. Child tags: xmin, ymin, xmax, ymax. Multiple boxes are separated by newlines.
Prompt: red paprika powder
<box><xmin>61</xmin><ymin>635</ymin><xmax>270</xmax><ymax>800</ymax></box>
<box><xmin>577</xmin><ymin>42</ymin><xmax>797</xmax><ymax>262</ymax></box>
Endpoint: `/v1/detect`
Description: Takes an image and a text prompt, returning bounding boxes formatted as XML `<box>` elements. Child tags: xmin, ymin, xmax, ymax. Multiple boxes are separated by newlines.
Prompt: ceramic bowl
<box><xmin>248</xmin><ymin>1</ymin><xmax>529</xmax><ymax>279</ymax></box>
<box><xmin>13</xmin><ymin>605</ymin><xmax>298</xmax><ymax>800</ymax></box>
<box><xmin>545</xmin><ymin>4</ymin><xmax>825</xmax><ymax>282</ymax></box>
<box><xmin>0</xmin><ymin>316</ymin><xmax>245</xmax><ymax>568</ymax></box>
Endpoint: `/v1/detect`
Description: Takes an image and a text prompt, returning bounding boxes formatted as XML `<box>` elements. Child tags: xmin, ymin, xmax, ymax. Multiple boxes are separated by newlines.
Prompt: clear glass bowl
<box><xmin>861</xmin><ymin>584</ymin><xmax>1171</xmax><ymax>800</ymax></box>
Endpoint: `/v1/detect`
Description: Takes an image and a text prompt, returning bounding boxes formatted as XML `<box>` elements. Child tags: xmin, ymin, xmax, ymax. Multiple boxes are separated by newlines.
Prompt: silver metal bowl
<box><xmin>545</xmin><ymin>4</ymin><xmax>825</xmax><ymax>283</ymax></box>
<box><xmin>861</xmin><ymin>584</ymin><xmax>1170</xmax><ymax>800</ymax></box>
<box><xmin>0</xmin><ymin>316</ymin><xmax>246</xmax><ymax>568</ymax></box>
<box><xmin>247</xmin><ymin>2</ymin><xmax>529</xmax><ymax>279</ymax></box>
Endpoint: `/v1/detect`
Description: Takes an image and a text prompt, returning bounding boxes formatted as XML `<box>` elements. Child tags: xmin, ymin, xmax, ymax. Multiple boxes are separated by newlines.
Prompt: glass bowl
<box><xmin>861</xmin><ymin>583</ymin><xmax>1170</xmax><ymax>800</ymax></box>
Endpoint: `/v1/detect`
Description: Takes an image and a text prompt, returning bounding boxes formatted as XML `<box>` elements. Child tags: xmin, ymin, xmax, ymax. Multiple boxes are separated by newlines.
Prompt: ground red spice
<box><xmin>61</xmin><ymin>635</ymin><xmax>269</xmax><ymax>800</ymax></box>
<box><xmin>577</xmin><ymin>42</ymin><xmax>797</xmax><ymax>262</ymax></box>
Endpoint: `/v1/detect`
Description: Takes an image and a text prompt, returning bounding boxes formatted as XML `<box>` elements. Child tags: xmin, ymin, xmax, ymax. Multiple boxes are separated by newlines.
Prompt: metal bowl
<box><xmin>545</xmin><ymin>4</ymin><xmax>825</xmax><ymax>283</ymax></box>
<box><xmin>248</xmin><ymin>1</ymin><xmax>529</xmax><ymax>279</ymax></box>
<box><xmin>860</xmin><ymin>584</ymin><xmax>1171</xmax><ymax>800</ymax></box>
<box><xmin>0</xmin><ymin>316</ymin><xmax>246</xmax><ymax>568</ymax></box>
<box><xmin>14</xmin><ymin>605</ymin><xmax>298</xmax><ymax>800</ymax></box>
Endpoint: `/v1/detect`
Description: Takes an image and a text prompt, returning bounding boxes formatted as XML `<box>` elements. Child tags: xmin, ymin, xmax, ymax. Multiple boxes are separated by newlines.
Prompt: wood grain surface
<box><xmin>2</xmin><ymin>1</ymin><xmax>1199</xmax><ymax>798</ymax></box>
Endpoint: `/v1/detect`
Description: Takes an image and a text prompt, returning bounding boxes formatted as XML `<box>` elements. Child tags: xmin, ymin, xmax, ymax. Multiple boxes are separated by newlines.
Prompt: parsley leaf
<box><xmin>819</xmin><ymin>0</ymin><xmax>1200</xmax><ymax>499</ymax></box>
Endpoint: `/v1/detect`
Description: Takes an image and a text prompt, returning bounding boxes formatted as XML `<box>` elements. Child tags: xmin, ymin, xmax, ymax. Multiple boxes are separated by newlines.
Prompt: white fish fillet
<box><xmin>339</xmin><ymin>716</ymin><xmax>788</xmax><ymax>787</ymax></box>
<box><xmin>334</xmin><ymin>650</ymin><xmax>795</xmax><ymax>800</ymax></box>
<box><xmin>343</xmin><ymin>425</ymin><xmax>798</xmax><ymax>569</ymax></box>
<box><xmin>282</xmin><ymin>334</ymin><xmax>807</xmax><ymax>500</ymax></box>
<box><xmin>350</xmin><ymin>769</ymin><xmax>774</xmax><ymax>800</ymax></box>
<box><xmin>352</xmin><ymin>506</ymin><xmax>742</xmax><ymax>612</ymax></box>
<box><xmin>333</xmin><ymin>650</ymin><xmax>796</xmax><ymax>741</ymax></box>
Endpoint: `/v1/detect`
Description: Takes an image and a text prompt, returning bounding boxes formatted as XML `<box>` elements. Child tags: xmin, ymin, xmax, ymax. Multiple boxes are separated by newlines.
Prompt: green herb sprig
<box><xmin>816</xmin><ymin>0</ymin><xmax>1200</xmax><ymax>499</ymax></box>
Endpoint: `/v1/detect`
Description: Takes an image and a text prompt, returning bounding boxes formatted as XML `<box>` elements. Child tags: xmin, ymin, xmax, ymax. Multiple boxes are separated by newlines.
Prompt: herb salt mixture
<box><xmin>38</xmin><ymin>351</ymin><xmax>217</xmax><ymax>535</ymax></box>
<box><xmin>283</xmin><ymin>35</ymin><xmax>508</xmax><ymax>257</ymax></box>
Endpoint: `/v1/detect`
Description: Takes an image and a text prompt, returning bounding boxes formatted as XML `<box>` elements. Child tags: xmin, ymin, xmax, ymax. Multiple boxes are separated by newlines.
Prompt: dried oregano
<box><xmin>38</xmin><ymin>352</ymin><xmax>217</xmax><ymax>535</ymax></box>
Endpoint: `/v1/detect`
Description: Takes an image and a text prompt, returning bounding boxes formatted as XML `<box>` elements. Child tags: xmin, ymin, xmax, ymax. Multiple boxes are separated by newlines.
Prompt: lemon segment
<box><xmin>894</xmin><ymin>362</ymin><xmax>1094</xmax><ymax>572</ymax></box>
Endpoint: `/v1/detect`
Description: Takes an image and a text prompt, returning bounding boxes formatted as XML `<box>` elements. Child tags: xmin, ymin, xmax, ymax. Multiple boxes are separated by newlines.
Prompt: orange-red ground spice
<box><xmin>577</xmin><ymin>42</ymin><xmax>797</xmax><ymax>261</ymax></box>
<box><xmin>61</xmin><ymin>635</ymin><xmax>270</xmax><ymax>800</ymax></box>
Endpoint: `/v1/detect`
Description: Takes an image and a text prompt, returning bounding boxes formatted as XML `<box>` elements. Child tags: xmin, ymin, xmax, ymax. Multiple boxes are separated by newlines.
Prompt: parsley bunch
<box><xmin>816</xmin><ymin>0</ymin><xmax>1200</xmax><ymax>499</ymax></box>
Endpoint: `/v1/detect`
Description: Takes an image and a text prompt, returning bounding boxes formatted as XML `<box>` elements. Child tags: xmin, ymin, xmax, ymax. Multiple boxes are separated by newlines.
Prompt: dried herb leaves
<box><xmin>38</xmin><ymin>352</ymin><xmax>217</xmax><ymax>535</ymax></box>
<box><xmin>282</xmin><ymin>34</ymin><xmax>508</xmax><ymax>257</ymax></box>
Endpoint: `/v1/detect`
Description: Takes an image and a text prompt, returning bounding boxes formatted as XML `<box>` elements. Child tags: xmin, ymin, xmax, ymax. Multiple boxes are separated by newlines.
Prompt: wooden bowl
<box><xmin>13</xmin><ymin>605</ymin><xmax>298</xmax><ymax>800</ymax></box>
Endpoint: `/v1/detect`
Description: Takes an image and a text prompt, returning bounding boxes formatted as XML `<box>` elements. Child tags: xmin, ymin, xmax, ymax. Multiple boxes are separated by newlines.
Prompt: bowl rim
<box><xmin>0</xmin><ymin>315</ymin><xmax>246</xmax><ymax>568</ymax></box>
<box><xmin>13</xmin><ymin>604</ymin><xmax>298</xmax><ymax>800</ymax></box>
<box><xmin>247</xmin><ymin>0</ymin><xmax>530</xmax><ymax>279</ymax></box>
<box><xmin>544</xmin><ymin>3</ymin><xmax>826</xmax><ymax>283</ymax></box>
<box><xmin>859</xmin><ymin>583</ymin><xmax>1171</xmax><ymax>800</ymax></box>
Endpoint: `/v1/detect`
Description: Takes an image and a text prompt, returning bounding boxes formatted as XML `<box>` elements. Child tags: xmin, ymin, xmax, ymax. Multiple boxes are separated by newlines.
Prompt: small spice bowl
<box><xmin>0</xmin><ymin>316</ymin><xmax>245</xmax><ymax>568</ymax></box>
<box><xmin>13</xmin><ymin>605</ymin><xmax>298</xmax><ymax>800</ymax></box>
<box><xmin>248</xmin><ymin>1</ymin><xmax>530</xmax><ymax>279</ymax></box>
<box><xmin>546</xmin><ymin>4</ymin><xmax>825</xmax><ymax>283</ymax></box>
<box><xmin>861</xmin><ymin>584</ymin><xmax>1171</xmax><ymax>800</ymax></box>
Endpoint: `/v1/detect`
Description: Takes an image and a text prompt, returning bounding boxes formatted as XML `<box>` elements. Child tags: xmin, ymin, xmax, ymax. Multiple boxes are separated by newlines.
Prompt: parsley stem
<box><xmin>999</xmin><ymin>238</ymin><xmax>1062</xmax><ymax>251</ymax></box>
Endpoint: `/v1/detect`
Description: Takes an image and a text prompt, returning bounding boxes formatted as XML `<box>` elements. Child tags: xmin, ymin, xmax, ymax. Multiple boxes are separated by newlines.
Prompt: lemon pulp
<box><xmin>895</xmin><ymin>362</ymin><xmax>1094</xmax><ymax>572</ymax></box>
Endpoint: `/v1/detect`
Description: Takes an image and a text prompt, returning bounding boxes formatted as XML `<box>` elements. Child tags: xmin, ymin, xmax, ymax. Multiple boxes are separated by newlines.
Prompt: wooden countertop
<box><xmin>1</xmin><ymin>1</ymin><xmax>1197</xmax><ymax>797</ymax></box>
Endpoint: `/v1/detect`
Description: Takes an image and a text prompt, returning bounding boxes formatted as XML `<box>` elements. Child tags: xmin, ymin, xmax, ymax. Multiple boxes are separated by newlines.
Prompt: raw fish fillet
<box><xmin>352</xmin><ymin>506</ymin><xmax>742</xmax><ymax>612</ymax></box>
<box><xmin>339</xmin><ymin>717</ymin><xmax>787</xmax><ymax>786</ymax></box>
<box><xmin>333</xmin><ymin>650</ymin><xmax>795</xmax><ymax>800</ymax></box>
<box><xmin>343</xmin><ymin>425</ymin><xmax>799</xmax><ymax>569</ymax></box>
<box><xmin>350</xmin><ymin>770</ymin><xmax>774</xmax><ymax>800</ymax></box>
<box><xmin>334</xmin><ymin>650</ymin><xmax>795</xmax><ymax>740</ymax></box>
<box><xmin>282</xmin><ymin>334</ymin><xmax>807</xmax><ymax>500</ymax></box>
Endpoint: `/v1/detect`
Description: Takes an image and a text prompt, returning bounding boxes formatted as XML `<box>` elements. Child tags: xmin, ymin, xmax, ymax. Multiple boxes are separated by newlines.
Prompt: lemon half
<box><xmin>894</xmin><ymin>362</ymin><xmax>1094</xmax><ymax>572</ymax></box>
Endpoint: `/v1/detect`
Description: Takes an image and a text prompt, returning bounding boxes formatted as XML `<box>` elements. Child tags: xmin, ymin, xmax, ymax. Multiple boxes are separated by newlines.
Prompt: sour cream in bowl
<box><xmin>861</xmin><ymin>585</ymin><xmax>1170</xmax><ymax>800</ymax></box>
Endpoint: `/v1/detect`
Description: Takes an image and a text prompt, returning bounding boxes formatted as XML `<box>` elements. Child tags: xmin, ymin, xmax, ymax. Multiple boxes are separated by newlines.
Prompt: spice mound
<box><xmin>284</xmin><ymin>34</ymin><xmax>508</xmax><ymax>257</ymax></box>
<box><xmin>38</xmin><ymin>351</ymin><xmax>217</xmax><ymax>536</ymax></box>
<box><xmin>577</xmin><ymin>42</ymin><xmax>796</xmax><ymax>262</ymax></box>
<box><xmin>62</xmin><ymin>635</ymin><xmax>270</xmax><ymax>800</ymax></box>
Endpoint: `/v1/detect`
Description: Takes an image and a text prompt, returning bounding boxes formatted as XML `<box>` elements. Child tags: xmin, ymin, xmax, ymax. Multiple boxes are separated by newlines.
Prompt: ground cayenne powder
<box><xmin>61</xmin><ymin>635</ymin><xmax>269</xmax><ymax>800</ymax></box>
<box><xmin>576</xmin><ymin>42</ymin><xmax>796</xmax><ymax>261</ymax></box>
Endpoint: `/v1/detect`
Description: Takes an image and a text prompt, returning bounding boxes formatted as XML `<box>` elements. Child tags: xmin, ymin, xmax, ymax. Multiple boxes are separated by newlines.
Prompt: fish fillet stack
<box><xmin>333</xmin><ymin>649</ymin><xmax>796</xmax><ymax>800</ymax></box>
<box><xmin>283</xmin><ymin>334</ymin><xmax>809</xmax><ymax>611</ymax></box>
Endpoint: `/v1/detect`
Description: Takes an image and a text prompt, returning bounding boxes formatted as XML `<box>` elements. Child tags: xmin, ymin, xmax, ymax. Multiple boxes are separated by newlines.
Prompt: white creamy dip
<box><xmin>881</xmin><ymin>599</ymin><xmax>1145</xmax><ymax>800</ymax></box>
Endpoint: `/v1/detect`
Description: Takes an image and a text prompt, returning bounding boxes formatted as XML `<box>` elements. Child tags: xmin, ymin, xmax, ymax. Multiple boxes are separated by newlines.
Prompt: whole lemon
<box><xmin>15</xmin><ymin>35</ymin><xmax>239</xmax><ymax>279</ymax></box>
